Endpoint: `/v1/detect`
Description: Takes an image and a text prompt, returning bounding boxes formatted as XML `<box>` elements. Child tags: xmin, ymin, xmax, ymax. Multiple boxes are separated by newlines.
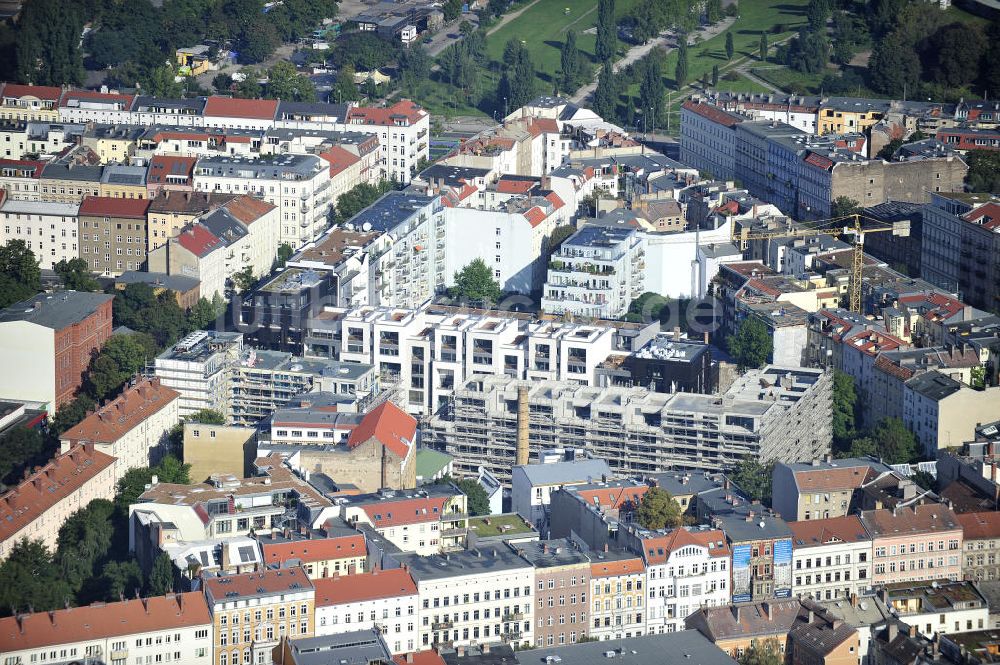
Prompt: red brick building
<box><xmin>0</xmin><ymin>291</ymin><xmax>114</xmax><ymax>411</ymax></box>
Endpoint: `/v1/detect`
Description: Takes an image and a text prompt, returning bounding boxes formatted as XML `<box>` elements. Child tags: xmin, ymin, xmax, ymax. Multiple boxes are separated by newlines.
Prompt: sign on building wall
<box><xmin>774</xmin><ymin>538</ymin><xmax>793</xmax><ymax>598</ymax></box>
<box><xmin>732</xmin><ymin>544</ymin><xmax>751</xmax><ymax>603</ymax></box>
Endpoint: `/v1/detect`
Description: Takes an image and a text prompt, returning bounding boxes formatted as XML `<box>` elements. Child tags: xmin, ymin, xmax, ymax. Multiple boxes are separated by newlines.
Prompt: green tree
<box><xmin>235</xmin><ymin>70</ymin><xmax>261</xmax><ymax>98</ymax></box>
<box><xmin>456</xmin><ymin>478</ymin><xmax>491</xmax><ymax>516</ymax></box>
<box><xmin>265</xmin><ymin>61</ymin><xmax>316</xmax><ymax>102</ymax></box>
<box><xmin>593</xmin><ymin>60</ymin><xmax>619</xmax><ymax>121</ymax></box>
<box><xmin>725</xmin><ymin>32</ymin><xmax>734</xmax><ymax>60</ymax></box>
<box><xmin>740</xmin><ymin>639</ymin><xmax>784</xmax><ymax>665</ymax></box>
<box><xmin>0</xmin><ymin>539</ymin><xmax>73</xmax><ymax>615</ymax></box>
<box><xmin>54</xmin><ymin>258</ymin><xmax>101</xmax><ymax>292</ymax></box>
<box><xmin>498</xmin><ymin>39</ymin><xmax>535</xmax><ymax>112</ymax></box>
<box><xmin>85</xmin><ymin>334</ymin><xmax>157</xmax><ymax>401</ymax></box>
<box><xmin>333</xmin><ymin>64</ymin><xmax>360</xmax><ymax>103</ymax></box>
<box><xmin>450</xmin><ymin>259</ymin><xmax>502</xmax><ymax>304</ymax></box>
<box><xmin>832</xmin><ymin>370</ymin><xmax>858</xmax><ymax>452</ymax></box>
<box><xmin>0</xmin><ymin>426</ymin><xmax>53</xmax><ymax>487</ymax></box>
<box><xmin>728</xmin><ymin>317</ymin><xmax>772</xmax><ymax>371</ymax></box>
<box><xmin>639</xmin><ymin>49</ymin><xmax>665</xmax><ymax>126</ymax></box>
<box><xmin>51</xmin><ymin>394</ymin><xmax>96</xmax><ymax>436</ymax></box>
<box><xmin>186</xmin><ymin>409</ymin><xmax>225</xmax><ymax>425</ymax></box>
<box><xmin>14</xmin><ymin>0</ymin><xmax>84</xmax><ymax>86</ymax></box>
<box><xmin>711</xmin><ymin>64</ymin><xmax>719</xmax><ymax>87</ymax></box>
<box><xmin>729</xmin><ymin>458</ymin><xmax>774</xmax><ymax>504</ymax></box>
<box><xmin>846</xmin><ymin>436</ymin><xmax>877</xmax><ymax>458</ymax></box>
<box><xmin>965</xmin><ymin>150</ymin><xmax>1000</xmax><ymax>194</ymax></box>
<box><xmin>923</xmin><ymin>23</ymin><xmax>986</xmax><ymax>88</ymax></box>
<box><xmin>275</xmin><ymin>243</ymin><xmax>294</xmax><ymax>270</ymax></box>
<box><xmin>806</xmin><ymin>0</ymin><xmax>830</xmax><ymax>31</ymax></box>
<box><xmin>335</xmin><ymin>180</ymin><xmax>398</xmax><ymax>222</ymax></box>
<box><xmin>443</xmin><ymin>0</ymin><xmax>463</xmax><ymax>21</ymax></box>
<box><xmin>832</xmin><ymin>196</ymin><xmax>862</xmax><ymax>218</ymax></box>
<box><xmin>785</xmin><ymin>29</ymin><xmax>828</xmax><ymax>74</ymax></box>
<box><xmin>213</xmin><ymin>72</ymin><xmax>234</xmax><ymax>93</ymax></box>
<box><xmin>830</xmin><ymin>11</ymin><xmax>868</xmax><ymax>65</ymax></box>
<box><xmin>636</xmin><ymin>486</ymin><xmax>683</xmax><ymax>530</ymax></box>
<box><xmin>237</xmin><ymin>18</ymin><xmax>280</xmax><ymax>64</ymax></box>
<box><xmin>876</xmin><ymin>139</ymin><xmax>904</xmax><ymax>162</ymax></box>
<box><xmin>759</xmin><ymin>32</ymin><xmax>768</xmax><ymax>61</ymax></box>
<box><xmin>911</xmin><ymin>470</ymin><xmax>936</xmax><ymax>492</ymax></box>
<box><xmin>148</xmin><ymin>551</ymin><xmax>175</xmax><ymax>596</ymax></box>
<box><xmin>102</xmin><ymin>559</ymin><xmax>144</xmax><ymax>601</ymax></box>
<box><xmin>706</xmin><ymin>0</ymin><xmax>722</xmax><ymax>24</ymax></box>
<box><xmin>115</xmin><ymin>456</ymin><xmax>192</xmax><ymax>510</ymax></box>
<box><xmin>870</xmin><ymin>417</ymin><xmax>918</xmax><ymax>463</ymax></box>
<box><xmin>232</xmin><ymin>265</ymin><xmax>256</xmax><ymax>294</ymax></box>
<box><xmin>399</xmin><ymin>44</ymin><xmax>432</xmax><ymax>92</ymax></box>
<box><xmin>144</xmin><ymin>64</ymin><xmax>185</xmax><ymax>98</ymax></box>
<box><xmin>560</xmin><ymin>30</ymin><xmax>582</xmax><ymax>93</ymax></box>
<box><xmin>868</xmin><ymin>31</ymin><xmax>921</xmax><ymax>97</ymax></box>
<box><xmin>187</xmin><ymin>297</ymin><xmax>220</xmax><ymax>330</ymax></box>
<box><xmin>0</xmin><ymin>239</ymin><xmax>41</xmax><ymax>308</ymax></box>
<box><xmin>596</xmin><ymin>0</ymin><xmax>618</xmax><ymax>63</ymax></box>
<box><xmin>675</xmin><ymin>39</ymin><xmax>689</xmax><ymax>89</ymax></box>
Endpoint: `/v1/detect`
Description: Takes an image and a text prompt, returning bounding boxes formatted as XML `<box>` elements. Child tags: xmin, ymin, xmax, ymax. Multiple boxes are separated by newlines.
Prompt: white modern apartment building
<box><xmin>401</xmin><ymin>547</ymin><xmax>535</xmax><ymax>650</ymax></box>
<box><xmin>0</xmin><ymin>199</ymin><xmax>79</xmax><ymax>269</ymax></box>
<box><xmin>788</xmin><ymin>515</ymin><xmax>874</xmax><ymax>602</ymax></box>
<box><xmin>0</xmin><ymin>593</ymin><xmax>214</xmax><ymax>665</ymax></box>
<box><xmin>634</xmin><ymin>527</ymin><xmax>732</xmax><ymax>635</ymax></box>
<box><xmin>192</xmin><ymin>154</ymin><xmax>332</xmax><ymax>246</ymax></box>
<box><xmin>60</xmin><ymin>377</ymin><xmax>181</xmax><ymax>483</ymax></box>
<box><xmin>542</xmin><ymin>223</ymin><xmax>645</xmax><ymax>320</ymax></box>
<box><xmin>314</xmin><ymin>568</ymin><xmax>420</xmax><ymax>654</ymax></box>
<box><xmin>339</xmin><ymin>488</ymin><xmax>468</xmax><ymax>555</ymax></box>
<box><xmin>153</xmin><ymin>330</ymin><xmax>244</xmax><ymax>418</ymax></box>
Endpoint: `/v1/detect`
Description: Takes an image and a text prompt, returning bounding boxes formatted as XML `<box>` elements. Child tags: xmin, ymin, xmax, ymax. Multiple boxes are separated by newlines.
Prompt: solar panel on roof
<box><xmin>239</xmin><ymin>545</ymin><xmax>256</xmax><ymax>563</ymax></box>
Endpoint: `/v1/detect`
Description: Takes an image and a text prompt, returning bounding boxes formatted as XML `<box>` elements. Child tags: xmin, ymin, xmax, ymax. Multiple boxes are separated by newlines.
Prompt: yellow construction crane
<box><xmin>732</xmin><ymin>213</ymin><xmax>910</xmax><ymax>313</ymax></box>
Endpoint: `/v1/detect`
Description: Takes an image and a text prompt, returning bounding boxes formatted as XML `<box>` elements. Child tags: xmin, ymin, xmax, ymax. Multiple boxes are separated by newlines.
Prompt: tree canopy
<box><xmin>450</xmin><ymin>259</ymin><xmax>502</xmax><ymax>304</ymax></box>
<box><xmin>832</xmin><ymin>371</ymin><xmax>858</xmax><ymax>452</ymax></box>
<box><xmin>636</xmin><ymin>486</ymin><xmax>684</xmax><ymax>530</ymax></box>
<box><xmin>54</xmin><ymin>258</ymin><xmax>101</xmax><ymax>292</ymax></box>
<box><xmin>335</xmin><ymin>180</ymin><xmax>398</xmax><ymax>222</ymax></box>
<box><xmin>740</xmin><ymin>639</ymin><xmax>784</xmax><ymax>665</ymax></box>
<box><xmin>728</xmin><ymin>317</ymin><xmax>772</xmax><ymax>370</ymax></box>
<box><xmin>596</xmin><ymin>0</ymin><xmax>618</xmax><ymax>63</ymax></box>
<box><xmin>966</xmin><ymin>151</ymin><xmax>1000</xmax><ymax>194</ymax></box>
<box><xmin>0</xmin><ymin>240</ymin><xmax>41</xmax><ymax>308</ymax></box>
<box><xmin>456</xmin><ymin>478</ymin><xmax>491</xmax><ymax>516</ymax></box>
<box><xmin>729</xmin><ymin>458</ymin><xmax>774</xmax><ymax>504</ymax></box>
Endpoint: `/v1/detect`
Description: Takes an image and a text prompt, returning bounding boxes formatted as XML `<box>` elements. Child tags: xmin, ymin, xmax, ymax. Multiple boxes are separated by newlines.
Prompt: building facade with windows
<box><xmin>788</xmin><ymin>515</ymin><xmax>873</xmax><ymax>602</ymax></box>
<box><xmin>517</xmin><ymin>538</ymin><xmax>593</xmax><ymax>648</ymax></box>
<box><xmin>77</xmin><ymin>195</ymin><xmax>151</xmax><ymax>275</ymax></box>
<box><xmin>860</xmin><ymin>505</ymin><xmax>963</xmax><ymax>586</ymax></box>
<box><xmin>203</xmin><ymin>567</ymin><xmax>315</xmax><ymax>665</ymax></box>
<box><xmin>589</xmin><ymin>551</ymin><xmax>647</xmax><ymax>641</ymax></box>
<box><xmin>313</xmin><ymin>568</ymin><xmax>419</xmax><ymax>654</ymax></box>
<box><xmin>0</xmin><ymin>199</ymin><xmax>79</xmax><ymax>269</ymax></box>
<box><xmin>0</xmin><ymin>593</ymin><xmax>213</xmax><ymax>665</ymax></box>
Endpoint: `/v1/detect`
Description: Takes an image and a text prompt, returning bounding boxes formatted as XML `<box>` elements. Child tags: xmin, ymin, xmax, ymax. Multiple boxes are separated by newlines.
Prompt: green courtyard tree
<box><xmin>636</xmin><ymin>486</ymin><xmax>684</xmax><ymax>530</ymax></box>
<box><xmin>0</xmin><ymin>239</ymin><xmax>40</xmax><ymax>308</ymax></box>
<box><xmin>832</xmin><ymin>371</ymin><xmax>858</xmax><ymax>451</ymax></box>
<box><xmin>450</xmin><ymin>259</ymin><xmax>502</xmax><ymax>304</ymax></box>
<box><xmin>456</xmin><ymin>478</ymin><xmax>491</xmax><ymax>516</ymax></box>
<box><xmin>54</xmin><ymin>258</ymin><xmax>101</xmax><ymax>291</ymax></box>
<box><xmin>831</xmin><ymin>196</ymin><xmax>862</xmax><ymax>218</ymax></box>
<box><xmin>148</xmin><ymin>551</ymin><xmax>176</xmax><ymax>596</ymax></box>
<box><xmin>728</xmin><ymin>317</ymin><xmax>772</xmax><ymax>370</ymax></box>
<box><xmin>725</xmin><ymin>32</ymin><xmax>734</xmax><ymax>60</ymax></box>
<box><xmin>740</xmin><ymin>639</ymin><xmax>784</xmax><ymax>665</ymax></box>
<box><xmin>730</xmin><ymin>458</ymin><xmax>774</xmax><ymax>504</ymax></box>
<box><xmin>870</xmin><ymin>417</ymin><xmax>918</xmax><ymax>464</ymax></box>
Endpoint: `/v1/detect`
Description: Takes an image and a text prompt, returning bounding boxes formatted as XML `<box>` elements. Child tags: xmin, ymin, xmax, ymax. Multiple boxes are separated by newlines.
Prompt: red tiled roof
<box><xmin>61</xmin><ymin>378</ymin><xmax>179</xmax><ymax>445</ymax></box>
<box><xmin>223</xmin><ymin>194</ymin><xmax>276</xmax><ymax>224</ymax></box>
<box><xmin>204</xmin><ymin>566</ymin><xmax>314</xmax><ymax>603</ymax></box>
<box><xmin>0</xmin><ymin>593</ymin><xmax>210</xmax><ymax>652</ymax></box>
<box><xmin>261</xmin><ymin>534</ymin><xmax>366</xmax><ymax>566</ymax></box>
<box><xmin>394</xmin><ymin>652</ymin><xmax>447</xmax><ymax>665</ymax></box>
<box><xmin>956</xmin><ymin>512</ymin><xmax>1000</xmax><ymax>540</ymax></box>
<box><xmin>78</xmin><ymin>196</ymin><xmax>150</xmax><ymax>219</ymax></box>
<box><xmin>874</xmin><ymin>354</ymin><xmax>916</xmax><ymax>382</ymax></box>
<box><xmin>361</xmin><ymin>496</ymin><xmax>449</xmax><ymax>528</ymax></box>
<box><xmin>0</xmin><ymin>444</ymin><xmax>115</xmax><ymax>542</ymax></box>
<box><xmin>203</xmin><ymin>96</ymin><xmax>279</xmax><ymax>120</ymax></box>
<box><xmin>804</xmin><ymin>152</ymin><xmax>835</xmax><ymax>171</ymax></box>
<box><xmin>591</xmin><ymin>556</ymin><xmax>644</xmax><ymax>577</ymax></box>
<box><xmin>319</xmin><ymin>145</ymin><xmax>361</xmax><ymax>177</ymax></box>
<box><xmin>794</xmin><ymin>466</ymin><xmax>875</xmax><ymax>493</ymax></box>
<box><xmin>527</xmin><ymin>117</ymin><xmax>560</xmax><ymax>136</ymax></box>
<box><xmin>575</xmin><ymin>485</ymin><xmax>649</xmax><ymax>511</ymax></box>
<box><xmin>964</xmin><ymin>202</ymin><xmax>1000</xmax><ymax>231</ymax></box>
<box><xmin>0</xmin><ymin>158</ymin><xmax>46</xmax><ymax>178</ymax></box>
<box><xmin>314</xmin><ymin>568</ymin><xmax>417</xmax><ymax>606</ymax></box>
<box><xmin>147</xmin><ymin>155</ymin><xmax>196</xmax><ymax>185</ymax></box>
<box><xmin>348</xmin><ymin>100</ymin><xmax>425</xmax><ymax>126</ymax></box>
<box><xmin>523</xmin><ymin>207</ymin><xmax>547</xmax><ymax>227</ymax></box>
<box><xmin>681</xmin><ymin>100</ymin><xmax>743</xmax><ymax>128</ymax></box>
<box><xmin>496</xmin><ymin>177</ymin><xmax>538</xmax><ymax>194</ymax></box>
<box><xmin>898</xmin><ymin>292</ymin><xmax>966</xmax><ymax>321</ymax></box>
<box><xmin>545</xmin><ymin>192</ymin><xmax>565</xmax><ymax>209</ymax></box>
<box><xmin>1</xmin><ymin>83</ymin><xmax>63</xmax><ymax>101</ymax></box>
<box><xmin>788</xmin><ymin>515</ymin><xmax>871</xmax><ymax>548</ymax></box>
<box><xmin>642</xmin><ymin>528</ymin><xmax>730</xmax><ymax>565</ymax></box>
<box><xmin>347</xmin><ymin>402</ymin><xmax>416</xmax><ymax>459</ymax></box>
<box><xmin>177</xmin><ymin>223</ymin><xmax>224</xmax><ymax>257</ymax></box>
<box><xmin>859</xmin><ymin>504</ymin><xmax>962</xmax><ymax>538</ymax></box>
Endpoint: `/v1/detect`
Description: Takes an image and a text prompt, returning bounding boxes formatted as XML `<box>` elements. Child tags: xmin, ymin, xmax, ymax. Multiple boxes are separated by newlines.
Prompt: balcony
<box><xmin>432</xmin><ymin>620</ymin><xmax>454</xmax><ymax>630</ymax></box>
<box><xmin>440</xmin><ymin>351</ymin><xmax>457</xmax><ymax>363</ymax></box>
<box><xmin>503</xmin><ymin>612</ymin><xmax>524</xmax><ymax>622</ymax></box>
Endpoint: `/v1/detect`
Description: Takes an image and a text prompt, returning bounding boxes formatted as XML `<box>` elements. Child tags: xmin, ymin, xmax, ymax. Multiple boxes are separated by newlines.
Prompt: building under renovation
<box><xmin>422</xmin><ymin>365</ymin><xmax>833</xmax><ymax>480</ymax></box>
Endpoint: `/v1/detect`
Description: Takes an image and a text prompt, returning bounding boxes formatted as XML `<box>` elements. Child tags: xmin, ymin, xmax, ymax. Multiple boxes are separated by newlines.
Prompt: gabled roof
<box><xmin>361</xmin><ymin>496</ymin><xmax>449</xmax><ymax>528</ymax></box>
<box><xmin>61</xmin><ymin>378</ymin><xmax>180</xmax><ymax>445</ymax></box>
<box><xmin>0</xmin><ymin>593</ymin><xmax>210</xmax><ymax>651</ymax></box>
<box><xmin>261</xmin><ymin>533</ymin><xmax>366</xmax><ymax>566</ymax></box>
<box><xmin>0</xmin><ymin>444</ymin><xmax>115</xmax><ymax>542</ymax></box>
<box><xmin>176</xmin><ymin>222</ymin><xmax>225</xmax><ymax>258</ymax></box>
<box><xmin>859</xmin><ymin>504</ymin><xmax>961</xmax><ymax>537</ymax></box>
<box><xmin>314</xmin><ymin>568</ymin><xmax>417</xmax><ymax>606</ymax></box>
<box><xmin>792</xmin><ymin>466</ymin><xmax>876</xmax><ymax>493</ymax></box>
<box><xmin>222</xmin><ymin>194</ymin><xmax>276</xmax><ymax>224</ymax></box>
<box><xmin>591</xmin><ymin>554</ymin><xmax>644</xmax><ymax>577</ymax></box>
<box><xmin>203</xmin><ymin>96</ymin><xmax>279</xmax><ymax>120</ymax></box>
<box><xmin>347</xmin><ymin>100</ymin><xmax>425</xmax><ymax>126</ymax></box>
<box><xmin>956</xmin><ymin>512</ymin><xmax>1000</xmax><ymax>540</ymax></box>
<box><xmin>642</xmin><ymin>528</ymin><xmax>730</xmax><ymax>565</ymax></box>
<box><xmin>203</xmin><ymin>566</ymin><xmax>313</xmax><ymax>603</ymax></box>
<box><xmin>78</xmin><ymin>195</ymin><xmax>150</xmax><ymax>219</ymax></box>
<box><xmin>346</xmin><ymin>402</ymin><xmax>416</xmax><ymax>460</ymax></box>
<box><xmin>1</xmin><ymin>83</ymin><xmax>63</xmax><ymax>101</ymax></box>
<box><xmin>575</xmin><ymin>484</ymin><xmax>649</xmax><ymax>510</ymax></box>
<box><xmin>319</xmin><ymin>145</ymin><xmax>361</xmax><ymax>177</ymax></box>
<box><xmin>788</xmin><ymin>515</ymin><xmax>871</xmax><ymax>549</ymax></box>
<box><xmin>147</xmin><ymin>155</ymin><xmax>196</xmax><ymax>186</ymax></box>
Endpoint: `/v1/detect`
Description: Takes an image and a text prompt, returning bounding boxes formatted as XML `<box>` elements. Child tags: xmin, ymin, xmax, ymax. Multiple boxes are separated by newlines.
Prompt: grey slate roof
<box><xmin>905</xmin><ymin>370</ymin><xmax>963</xmax><ymax>402</ymax></box>
<box><xmin>115</xmin><ymin>271</ymin><xmax>200</xmax><ymax>292</ymax></box>
<box><xmin>515</xmin><ymin>538</ymin><xmax>590</xmax><ymax>568</ymax></box>
<box><xmin>284</xmin><ymin>630</ymin><xmax>391</xmax><ymax>665</ymax></box>
<box><xmin>529</xmin><ymin>631</ymin><xmax>738</xmax><ymax>665</ymax></box>
<box><xmin>0</xmin><ymin>291</ymin><xmax>112</xmax><ymax>330</ymax></box>
<box><xmin>650</xmin><ymin>471</ymin><xmax>725</xmax><ymax>497</ymax></box>
<box><xmin>515</xmin><ymin>459</ymin><xmax>613</xmax><ymax>487</ymax></box>
<box><xmin>347</xmin><ymin>191</ymin><xmax>437</xmax><ymax>233</ymax></box>
<box><xmin>397</xmin><ymin>546</ymin><xmax>532</xmax><ymax>581</ymax></box>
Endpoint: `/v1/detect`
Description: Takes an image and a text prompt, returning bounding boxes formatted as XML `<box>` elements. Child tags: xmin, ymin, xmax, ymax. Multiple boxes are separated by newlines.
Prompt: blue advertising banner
<box><xmin>774</xmin><ymin>538</ymin><xmax>793</xmax><ymax>598</ymax></box>
<box><xmin>732</xmin><ymin>543</ymin><xmax>752</xmax><ymax>603</ymax></box>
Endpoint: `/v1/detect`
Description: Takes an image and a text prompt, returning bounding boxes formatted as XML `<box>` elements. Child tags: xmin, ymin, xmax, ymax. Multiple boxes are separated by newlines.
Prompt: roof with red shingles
<box><xmin>318</xmin><ymin>145</ymin><xmax>361</xmax><ymax>177</ymax></box>
<box><xmin>261</xmin><ymin>533</ymin><xmax>366</xmax><ymax>566</ymax></box>
<box><xmin>177</xmin><ymin>223</ymin><xmax>224</xmax><ymax>257</ymax></box>
<box><xmin>591</xmin><ymin>555</ymin><xmax>645</xmax><ymax>578</ymax></box>
<box><xmin>203</xmin><ymin>96</ymin><xmax>279</xmax><ymax>120</ymax></box>
<box><xmin>60</xmin><ymin>378</ymin><xmax>180</xmax><ymax>444</ymax></box>
<box><xmin>347</xmin><ymin>100</ymin><xmax>425</xmax><ymax>126</ymax></box>
<box><xmin>963</xmin><ymin>202</ymin><xmax>1000</xmax><ymax>231</ymax></box>
<box><xmin>0</xmin><ymin>158</ymin><xmax>46</xmax><ymax>177</ymax></box>
<box><xmin>222</xmin><ymin>194</ymin><xmax>275</xmax><ymax>225</ymax></box>
<box><xmin>788</xmin><ymin>515</ymin><xmax>871</xmax><ymax>548</ymax></box>
<box><xmin>147</xmin><ymin>155</ymin><xmax>196</xmax><ymax>186</ymax></box>
<box><xmin>203</xmin><ymin>566</ymin><xmax>314</xmax><ymax>603</ymax></box>
<box><xmin>361</xmin><ymin>496</ymin><xmax>449</xmax><ymax>528</ymax></box>
<box><xmin>641</xmin><ymin>528</ymin><xmax>730</xmax><ymax>565</ymax></box>
<box><xmin>956</xmin><ymin>512</ymin><xmax>1000</xmax><ymax>540</ymax></box>
<box><xmin>78</xmin><ymin>196</ymin><xmax>150</xmax><ymax>219</ymax></box>
<box><xmin>804</xmin><ymin>152</ymin><xmax>835</xmax><ymax>171</ymax></box>
<box><xmin>1</xmin><ymin>83</ymin><xmax>63</xmax><ymax>101</ymax></box>
<box><xmin>314</xmin><ymin>568</ymin><xmax>417</xmax><ymax>606</ymax></box>
<box><xmin>681</xmin><ymin>100</ymin><xmax>744</xmax><ymax>128</ymax></box>
<box><xmin>346</xmin><ymin>402</ymin><xmax>416</xmax><ymax>460</ymax></box>
<box><xmin>496</xmin><ymin>176</ymin><xmax>538</xmax><ymax>194</ymax></box>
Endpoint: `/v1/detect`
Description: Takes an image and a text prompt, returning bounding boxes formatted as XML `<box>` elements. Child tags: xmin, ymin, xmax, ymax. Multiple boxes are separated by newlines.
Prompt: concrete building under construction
<box><xmin>422</xmin><ymin>365</ymin><xmax>833</xmax><ymax>481</ymax></box>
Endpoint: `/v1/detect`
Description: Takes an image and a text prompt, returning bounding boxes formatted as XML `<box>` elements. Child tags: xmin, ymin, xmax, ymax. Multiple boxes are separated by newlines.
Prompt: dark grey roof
<box><xmin>200</xmin><ymin>208</ymin><xmax>249</xmax><ymax>244</ymax></box>
<box><xmin>397</xmin><ymin>547</ymin><xmax>531</xmax><ymax>581</ymax></box>
<box><xmin>905</xmin><ymin>370</ymin><xmax>963</xmax><ymax>402</ymax></box>
<box><xmin>133</xmin><ymin>96</ymin><xmax>207</xmax><ymax>112</ymax></box>
<box><xmin>39</xmin><ymin>163</ymin><xmax>103</xmax><ymax>182</ymax></box>
<box><xmin>515</xmin><ymin>538</ymin><xmax>590</xmax><ymax>567</ymax></box>
<box><xmin>528</xmin><ymin>95</ymin><xmax>569</xmax><ymax>109</ymax></box>
<box><xmin>277</xmin><ymin>101</ymin><xmax>350</xmax><ymax>119</ymax></box>
<box><xmin>347</xmin><ymin>191</ymin><xmax>437</xmax><ymax>233</ymax></box>
<box><xmin>284</xmin><ymin>630</ymin><xmax>391</xmax><ymax>665</ymax></box>
<box><xmin>115</xmin><ymin>271</ymin><xmax>200</xmax><ymax>292</ymax></box>
<box><xmin>100</xmin><ymin>165</ymin><xmax>147</xmax><ymax>186</ymax></box>
<box><xmin>650</xmin><ymin>471</ymin><xmax>725</xmax><ymax>496</ymax></box>
<box><xmin>419</xmin><ymin>163</ymin><xmax>491</xmax><ymax>186</ymax></box>
<box><xmin>0</xmin><ymin>291</ymin><xmax>113</xmax><ymax>330</ymax></box>
<box><xmin>441</xmin><ymin>644</ymin><xmax>517</xmax><ymax>665</ymax></box>
<box><xmin>515</xmin><ymin>459</ymin><xmax>613</xmax><ymax>487</ymax></box>
<box><xmin>716</xmin><ymin>511</ymin><xmax>792</xmax><ymax>543</ymax></box>
<box><xmin>529</xmin><ymin>631</ymin><xmax>738</xmax><ymax>665</ymax></box>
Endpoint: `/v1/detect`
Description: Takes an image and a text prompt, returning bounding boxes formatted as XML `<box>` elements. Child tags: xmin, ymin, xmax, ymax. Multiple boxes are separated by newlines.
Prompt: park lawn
<box><xmin>750</xmin><ymin>64</ymin><xmax>828</xmax><ymax>92</ymax></box>
<box><xmin>941</xmin><ymin>4</ymin><xmax>992</xmax><ymax>27</ymax></box>
<box><xmin>485</xmin><ymin>0</ymin><xmax>643</xmax><ymax>88</ymax></box>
